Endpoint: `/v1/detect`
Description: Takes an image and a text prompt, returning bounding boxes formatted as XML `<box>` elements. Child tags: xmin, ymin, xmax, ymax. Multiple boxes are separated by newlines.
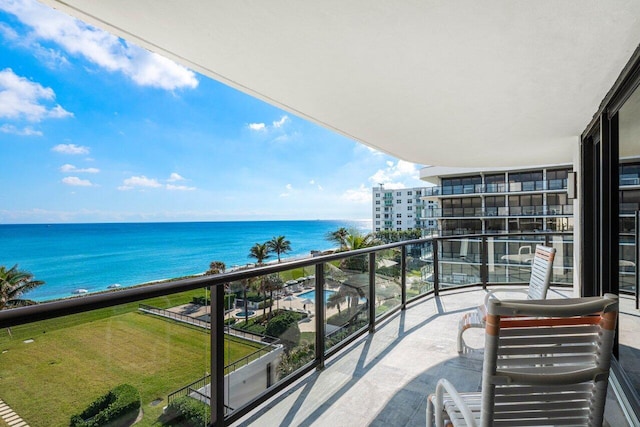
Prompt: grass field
<box><xmin>0</xmin><ymin>290</ymin><xmax>265</xmax><ymax>427</ymax></box>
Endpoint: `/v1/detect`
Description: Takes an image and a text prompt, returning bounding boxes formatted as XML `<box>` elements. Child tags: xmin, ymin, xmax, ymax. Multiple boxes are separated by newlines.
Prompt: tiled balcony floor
<box><xmin>234</xmin><ymin>287</ymin><xmax>630</xmax><ymax>426</ymax></box>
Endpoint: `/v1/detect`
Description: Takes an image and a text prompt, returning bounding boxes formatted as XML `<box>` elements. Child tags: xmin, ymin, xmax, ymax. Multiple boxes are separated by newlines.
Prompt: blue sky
<box><xmin>0</xmin><ymin>0</ymin><xmax>426</xmax><ymax>224</ymax></box>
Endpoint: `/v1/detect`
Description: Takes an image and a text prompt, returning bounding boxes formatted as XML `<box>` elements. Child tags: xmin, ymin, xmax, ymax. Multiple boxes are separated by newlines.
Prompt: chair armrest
<box><xmin>432</xmin><ymin>379</ymin><xmax>477</xmax><ymax>427</ymax></box>
<box><xmin>483</xmin><ymin>288</ymin><xmax>529</xmax><ymax>307</ymax></box>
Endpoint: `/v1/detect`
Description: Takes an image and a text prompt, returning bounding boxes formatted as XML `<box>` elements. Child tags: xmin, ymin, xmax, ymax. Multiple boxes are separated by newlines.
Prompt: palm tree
<box><xmin>263</xmin><ymin>274</ymin><xmax>283</xmax><ymax>317</ymax></box>
<box><xmin>0</xmin><ymin>265</ymin><xmax>44</xmax><ymax>310</ymax></box>
<box><xmin>267</xmin><ymin>236</ymin><xmax>291</xmax><ymax>262</ymax></box>
<box><xmin>343</xmin><ymin>231</ymin><xmax>378</xmax><ymax>251</ymax></box>
<box><xmin>207</xmin><ymin>260</ymin><xmax>226</xmax><ymax>275</ymax></box>
<box><xmin>327</xmin><ymin>289</ymin><xmax>346</xmax><ymax>314</ymax></box>
<box><xmin>249</xmin><ymin>242</ymin><xmax>271</xmax><ymax>265</ymax></box>
<box><xmin>326</xmin><ymin>227</ymin><xmax>350</xmax><ymax>250</ymax></box>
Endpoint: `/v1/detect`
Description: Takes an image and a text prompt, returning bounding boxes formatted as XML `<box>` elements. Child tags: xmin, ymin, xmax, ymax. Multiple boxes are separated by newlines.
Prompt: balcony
<box><xmin>422</xmin><ymin>204</ymin><xmax>574</xmax><ymax>218</ymax></box>
<box><xmin>0</xmin><ymin>232</ymin><xmax>636</xmax><ymax>426</ymax></box>
<box><xmin>422</xmin><ymin>179</ymin><xmax>568</xmax><ymax>197</ymax></box>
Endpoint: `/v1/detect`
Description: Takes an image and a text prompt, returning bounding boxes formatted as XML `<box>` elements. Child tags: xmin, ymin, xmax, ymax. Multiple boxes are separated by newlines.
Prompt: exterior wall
<box><xmin>225</xmin><ymin>346</ymin><xmax>284</xmax><ymax>410</ymax></box>
<box><xmin>371</xmin><ymin>186</ymin><xmax>438</xmax><ymax>233</ymax></box>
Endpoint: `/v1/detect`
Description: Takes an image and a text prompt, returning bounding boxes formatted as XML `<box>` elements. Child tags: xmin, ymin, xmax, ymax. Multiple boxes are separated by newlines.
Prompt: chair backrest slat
<box><xmin>526</xmin><ymin>245</ymin><xmax>556</xmax><ymax>300</ymax></box>
<box><xmin>481</xmin><ymin>295</ymin><xmax>618</xmax><ymax>427</ymax></box>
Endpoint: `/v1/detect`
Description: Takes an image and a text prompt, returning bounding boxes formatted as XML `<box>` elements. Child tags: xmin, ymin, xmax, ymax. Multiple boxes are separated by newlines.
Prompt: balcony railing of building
<box><xmin>421</xmin><ymin>204</ymin><xmax>574</xmax><ymax>218</ymax></box>
<box><xmin>423</xmin><ymin>179</ymin><xmax>568</xmax><ymax>197</ymax></box>
<box><xmin>0</xmin><ymin>232</ymin><xmax>587</xmax><ymax>426</ymax></box>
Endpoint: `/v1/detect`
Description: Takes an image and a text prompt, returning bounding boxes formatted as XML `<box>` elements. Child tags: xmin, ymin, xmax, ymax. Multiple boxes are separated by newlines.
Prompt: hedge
<box><xmin>165</xmin><ymin>396</ymin><xmax>210</xmax><ymax>427</ymax></box>
<box><xmin>69</xmin><ymin>384</ymin><xmax>140</xmax><ymax>427</ymax></box>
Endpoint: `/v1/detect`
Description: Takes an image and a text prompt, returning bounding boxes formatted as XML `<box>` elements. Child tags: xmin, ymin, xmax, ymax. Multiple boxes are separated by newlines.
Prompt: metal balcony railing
<box><xmin>421</xmin><ymin>204</ymin><xmax>574</xmax><ymax>218</ymax></box>
<box><xmin>0</xmin><ymin>232</ymin><xmax>577</xmax><ymax>426</ymax></box>
<box><xmin>423</xmin><ymin>179</ymin><xmax>568</xmax><ymax>197</ymax></box>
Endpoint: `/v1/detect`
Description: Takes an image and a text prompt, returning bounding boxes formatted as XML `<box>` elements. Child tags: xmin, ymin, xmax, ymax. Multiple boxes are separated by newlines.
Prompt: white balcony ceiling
<box><xmin>42</xmin><ymin>1</ymin><xmax>640</xmax><ymax>167</ymax></box>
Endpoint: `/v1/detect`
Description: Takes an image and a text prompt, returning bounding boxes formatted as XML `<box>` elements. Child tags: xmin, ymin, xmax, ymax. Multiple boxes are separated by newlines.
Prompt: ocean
<box><xmin>0</xmin><ymin>220</ymin><xmax>371</xmax><ymax>302</ymax></box>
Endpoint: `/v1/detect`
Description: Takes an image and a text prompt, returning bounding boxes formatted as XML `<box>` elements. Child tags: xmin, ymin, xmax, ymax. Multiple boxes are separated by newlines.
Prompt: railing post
<box><xmin>369</xmin><ymin>252</ymin><xmax>376</xmax><ymax>333</ymax></box>
<box><xmin>544</xmin><ymin>234</ymin><xmax>550</xmax><ymax>247</ymax></box>
<box><xmin>401</xmin><ymin>245</ymin><xmax>407</xmax><ymax>310</ymax></box>
<box><xmin>433</xmin><ymin>239</ymin><xmax>440</xmax><ymax>296</ymax></box>
<box><xmin>210</xmin><ymin>284</ymin><xmax>225</xmax><ymax>426</ymax></box>
<box><xmin>481</xmin><ymin>236</ymin><xmax>488</xmax><ymax>289</ymax></box>
<box><xmin>315</xmin><ymin>262</ymin><xmax>325</xmax><ymax>370</ymax></box>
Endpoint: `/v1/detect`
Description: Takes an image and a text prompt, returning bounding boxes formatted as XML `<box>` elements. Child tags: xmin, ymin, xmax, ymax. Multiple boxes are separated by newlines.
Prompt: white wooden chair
<box><xmin>428</xmin><ymin>294</ymin><xmax>619</xmax><ymax>427</ymax></box>
<box><xmin>457</xmin><ymin>244</ymin><xmax>556</xmax><ymax>353</ymax></box>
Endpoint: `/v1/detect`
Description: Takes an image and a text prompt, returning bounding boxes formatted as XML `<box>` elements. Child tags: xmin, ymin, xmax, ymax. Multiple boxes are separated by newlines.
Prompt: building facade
<box><xmin>419</xmin><ymin>165</ymin><xmax>574</xmax><ymax>236</ymax></box>
<box><xmin>371</xmin><ymin>186</ymin><xmax>437</xmax><ymax>233</ymax></box>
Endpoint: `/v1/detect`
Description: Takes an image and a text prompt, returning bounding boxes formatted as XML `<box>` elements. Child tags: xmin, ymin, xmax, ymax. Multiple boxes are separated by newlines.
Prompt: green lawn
<box><xmin>0</xmin><ymin>293</ymin><xmax>264</xmax><ymax>427</ymax></box>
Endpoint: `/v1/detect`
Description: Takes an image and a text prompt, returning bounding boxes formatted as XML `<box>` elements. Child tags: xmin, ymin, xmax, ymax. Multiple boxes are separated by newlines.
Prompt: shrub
<box><xmin>265</xmin><ymin>312</ymin><xmax>300</xmax><ymax>351</ymax></box>
<box><xmin>70</xmin><ymin>384</ymin><xmax>140</xmax><ymax>427</ymax></box>
<box><xmin>165</xmin><ymin>396</ymin><xmax>210</xmax><ymax>427</ymax></box>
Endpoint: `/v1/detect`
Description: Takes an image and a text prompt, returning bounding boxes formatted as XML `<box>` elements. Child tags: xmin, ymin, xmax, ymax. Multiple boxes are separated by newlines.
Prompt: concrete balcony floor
<box><xmin>234</xmin><ymin>287</ymin><xmax>630</xmax><ymax>426</ymax></box>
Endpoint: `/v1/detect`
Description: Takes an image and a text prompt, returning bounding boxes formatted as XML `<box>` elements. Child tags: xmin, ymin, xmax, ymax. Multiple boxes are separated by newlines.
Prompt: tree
<box><xmin>267</xmin><ymin>236</ymin><xmax>292</xmax><ymax>262</ymax></box>
<box><xmin>249</xmin><ymin>242</ymin><xmax>271</xmax><ymax>265</ymax></box>
<box><xmin>0</xmin><ymin>265</ymin><xmax>44</xmax><ymax>310</ymax></box>
<box><xmin>339</xmin><ymin>231</ymin><xmax>379</xmax><ymax>272</ymax></box>
<box><xmin>262</xmin><ymin>274</ymin><xmax>283</xmax><ymax>319</ymax></box>
<box><xmin>327</xmin><ymin>289</ymin><xmax>346</xmax><ymax>314</ymax></box>
<box><xmin>326</xmin><ymin>227</ymin><xmax>350</xmax><ymax>250</ymax></box>
<box><xmin>206</xmin><ymin>261</ymin><xmax>226</xmax><ymax>275</ymax></box>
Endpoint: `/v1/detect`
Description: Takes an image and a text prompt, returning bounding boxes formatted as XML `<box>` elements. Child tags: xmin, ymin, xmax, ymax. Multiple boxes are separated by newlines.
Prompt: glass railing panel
<box><xmin>227</xmin><ymin>268</ymin><xmax>315</xmax><ymax>415</ymax></box>
<box><xmin>548</xmin><ymin>235</ymin><xmax>574</xmax><ymax>285</ymax></box>
<box><xmin>488</xmin><ymin>236</ymin><xmax>546</xmax><ymax>284</ymax></box>
<box><xmin>563</xmin><ymin>204</ymin><xmax>574</xmax><ymax>215</ymax></box>
<box><xmin>0</xmin><ymin>288</ymin><xmax>211</xmax><ymax>427</ymax></box>
<box><xmin>442</xmin><ymin>186</ymin><xmax>453</xmax><ymax>195</ymax></box>
<box><xmin>522</xmin><ymin>181</ymin><xmax>535</xmax><ymax>191</ymax></box>
<box><xmin>498</xmin><ymin>206</ymin><xmax>508</xmax><ymax>216</ymax></box>
<box><xmin>534</xmin><ymin>180</ymin><xmax>546</xmax><ymax>191</ymax></box>
<box><xmin>405</xmin><ymin>241</ymin><xmax>433</xmax><ymax>300</ymax></box>
<box><xmin>620</xmin><ymin>235</ymin><xmax>636</xmax><ymax>293</ymax></box>
<box><xmin>324</xmin><ymin>256</ymin><xmax>370</xmax><ymax>352</ymax></box>
<box><xmin>547</xmin><ymin>179</ymin><xmax>566</xmax><ymax>190</ymax></box>
<box><xmin>373</xmin><ymin>249</ymin><xmax>402</xmax><ymax>318</ymax></box>
<box><xmin>439</xmin><ymin>238</ymin><xmax>482</xmax><ymax>289</ymax></box>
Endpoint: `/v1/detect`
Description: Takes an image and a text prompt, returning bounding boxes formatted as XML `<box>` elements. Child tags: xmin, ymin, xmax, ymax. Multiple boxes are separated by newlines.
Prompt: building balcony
<box><xmin>423</xmin><ymin>179</ymin><xmax>568</xmax><ymax>197</ymax></box>
<box><xmin>1</xmin><ymin>232</ymin><xmax>636</xmax><ymax>426</ymax></box>
<box><xmin>421</xmin><ymin>204</ymin><xmax>574</xmax><ymax>218</ymax></box>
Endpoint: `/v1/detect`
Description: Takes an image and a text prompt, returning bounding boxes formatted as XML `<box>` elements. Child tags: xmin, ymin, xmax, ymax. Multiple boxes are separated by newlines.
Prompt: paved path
<box><xmin>0</xmin><ymin>399</ymin><xmax>29</xmax><ymax>427</ymax></box>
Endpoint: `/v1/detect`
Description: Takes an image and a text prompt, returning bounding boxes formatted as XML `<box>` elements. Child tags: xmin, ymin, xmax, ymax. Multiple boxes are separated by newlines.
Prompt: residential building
<box><xmin>371</xmin><ymin>186</ymin><xmax>437</xmax><ymax>233</ymax></box>
<box><xmin>419</xmin><ymin>164</ymin><xmax>574</xmax><ymax>235</ymax></box>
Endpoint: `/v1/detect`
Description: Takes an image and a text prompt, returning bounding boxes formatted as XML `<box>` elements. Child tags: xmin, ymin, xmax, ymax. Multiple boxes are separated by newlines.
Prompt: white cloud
<box><xmin>118</xmin><ymin>175</ymin><xmax>163</xmax><ymax>191</ymax></box>
<box><xmin>248</xmin><ymin>115</ymin><xmax>289</xmax><ymax>132</ymax></box>
<box><xmin>167</xmin><ymin>172</ymin><xmax>185</xmax><ymax>182</ymax></box>
<box><xmin>1</xmin><ymin>0</ymin><xmax>198</xmax><ymax>91</ymax></box>
<box><xmin>309</xmin><ymin>180</ymin><xmax>315</xmax><ymax>185</ymax></box>
<box><xmin>0</xmin><ymin>124</ymin><xmax>42</xmax><ymax>136</ymax></box>
<box><xmin>341</xmin><ymin>185</ymin><xmax>371</xmax><ymax>203</ymax></box>
<box><xmin>248</xmin><ymin>122</ymin><xmax>266</xmax><ymax>131</ymax></box>
<box><xmin>166</xmin><ymin>184</ymin><xmax>196</xmax><ymax>191</ymax></box>
<box><xmin>52</xmin><ymin>143</ymin><xmax>89</xmax><ymax>155</ymax></box>
<box><xmin>62</xmin><ymin>176</ymin><xmax>92</xmax><ymax>186</ymax></box>
<box><xmin>368</xmin><ymin>159</ymin><xmax>421</xmax><ymax>188</ymax></box>
<box><xmin>0</xmin><ymin>68</ymin><xmax>72</xmax><ymax>122</ymax></box>
<box><xmin>60</xmin><ymin>164</ymin><xmax>99</xmax><ymax>173</ymax></box>
<box><xmin>279</xmin><ymin>183</ymin><xmax>294</xmax><ymax>197</ymax></box>
<box><xmin>272</xmin><ymin>115</ymin><xmax>289</xmax><ymax>128</ymax></box>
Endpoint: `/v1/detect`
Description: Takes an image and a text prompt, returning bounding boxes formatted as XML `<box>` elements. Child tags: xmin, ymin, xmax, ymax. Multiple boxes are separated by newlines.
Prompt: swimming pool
<box><xmin>298</xmin><ymin>289</ymin><xmax>336</xmax><ymax>303</ymax></box>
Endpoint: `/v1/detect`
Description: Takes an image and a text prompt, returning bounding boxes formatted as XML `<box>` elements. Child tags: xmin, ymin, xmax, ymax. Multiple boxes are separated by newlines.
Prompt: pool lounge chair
<box><xmin>428</xmin><ymin>294</ymin><xmax>619</xmax><ymax>427</ymax></box>
<box><xmin>457</xmin><ymin>244</ymin><xmax>556</xmax><ymax>353</ymax></box>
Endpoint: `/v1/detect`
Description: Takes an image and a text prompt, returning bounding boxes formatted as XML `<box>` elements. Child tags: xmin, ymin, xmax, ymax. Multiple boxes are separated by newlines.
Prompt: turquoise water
<box><xmin>0</xmin><ymin>220</ymin><xmax>370</xmax><ymax>302</ymax></box>
<box><xmin>297</xmin><ymin>289</ymin><xmax>336</xmax><ymax>303</ymax></box>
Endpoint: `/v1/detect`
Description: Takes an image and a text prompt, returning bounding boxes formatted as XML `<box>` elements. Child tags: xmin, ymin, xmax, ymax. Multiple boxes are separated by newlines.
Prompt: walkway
<box><xmin>0</xmin><ymin>399</ymin><xmax>29</xmax><ymax>427</ymax></box>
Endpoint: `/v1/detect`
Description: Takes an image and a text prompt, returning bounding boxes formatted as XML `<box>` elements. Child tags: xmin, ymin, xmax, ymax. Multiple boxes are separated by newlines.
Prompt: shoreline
<box><xmin>38</xmin><ymin>248</ymin><xmax>339</xmax><ymax>304</ymax></box>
